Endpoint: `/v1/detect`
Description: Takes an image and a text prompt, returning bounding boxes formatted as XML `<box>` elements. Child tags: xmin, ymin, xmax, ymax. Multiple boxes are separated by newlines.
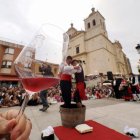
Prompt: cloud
<box><xmin>0</xmin><ymin>0</ymin><xmax>37</xmax><ymax>44</ymax></box>
<box><xmin>0</xmin><ymin>0</ymin><xmax>139</xmax><ymax>73</ymax></box>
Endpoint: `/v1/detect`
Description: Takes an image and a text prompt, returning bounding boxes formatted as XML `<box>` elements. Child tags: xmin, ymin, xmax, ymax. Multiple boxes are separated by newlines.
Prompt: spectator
<box><xmin>28</xmin><ymin>93</ymin><xmax>40</xmax><ymax>106</ymax></box>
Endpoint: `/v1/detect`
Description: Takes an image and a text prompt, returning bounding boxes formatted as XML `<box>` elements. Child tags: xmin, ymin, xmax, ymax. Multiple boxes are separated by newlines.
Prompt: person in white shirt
<box><xmin>59</xmin><ymin>56</ymin><xmax>80</xmax><ymax>108</ymax></box>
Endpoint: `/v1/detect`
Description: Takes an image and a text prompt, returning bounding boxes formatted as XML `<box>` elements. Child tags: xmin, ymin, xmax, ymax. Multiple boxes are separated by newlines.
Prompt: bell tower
<box><xmin>84</xmin><ymin>8</ymin><xmax>108</xmax><ymax>38</ymax></box>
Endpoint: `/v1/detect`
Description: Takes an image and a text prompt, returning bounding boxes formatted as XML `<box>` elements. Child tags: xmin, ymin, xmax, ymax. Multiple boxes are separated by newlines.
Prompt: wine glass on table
<box><xmin>3</xmin><ymin>23</ymin><xmax>69</xmax><ymax>140</ymax></box>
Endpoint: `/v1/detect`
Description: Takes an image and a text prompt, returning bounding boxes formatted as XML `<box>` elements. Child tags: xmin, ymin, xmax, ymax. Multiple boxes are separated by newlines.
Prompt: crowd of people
<box><xmin>0</xmin><ymin>85</ymin><xmax>60</xmax><ymax>108</ymax></box>
<box><xmin>0</xmin><ymin>83</ymin><xmax>115</xmax><ymax>108</ymax></box>
<box><xmin>0</xmin><ymin>75</ymin><xmax>140</xmax><ymax>109</ymax></box>
<box><xmin>113</xmin><ymin>73</ymin><xmax>140</xmax><ymax>101</ymax></box>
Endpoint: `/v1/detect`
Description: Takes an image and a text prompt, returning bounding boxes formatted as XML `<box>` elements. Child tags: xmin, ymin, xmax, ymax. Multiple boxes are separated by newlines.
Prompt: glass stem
<box><xmin>18</xmin><ymin>92</ymin><xmax>29</xmax><ymax>115</ymax></box>
<box><xmin>1</xmin><ymin>93</ymin><xmax>29</xmax><ymax>140</ymax></box>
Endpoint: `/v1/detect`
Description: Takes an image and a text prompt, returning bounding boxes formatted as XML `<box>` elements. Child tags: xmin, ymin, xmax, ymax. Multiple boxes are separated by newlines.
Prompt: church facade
<box><xmin>66</xmin><ymin>8</ymin><xmax>132</xmax><ymax>76</ymax></box>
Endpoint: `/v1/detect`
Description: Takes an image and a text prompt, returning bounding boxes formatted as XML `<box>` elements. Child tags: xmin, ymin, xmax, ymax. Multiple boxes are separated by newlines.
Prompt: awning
<box><xmin>0</xmin><ymin>75</ymin><xmax>20</xmax><ymax>81</ymax></box>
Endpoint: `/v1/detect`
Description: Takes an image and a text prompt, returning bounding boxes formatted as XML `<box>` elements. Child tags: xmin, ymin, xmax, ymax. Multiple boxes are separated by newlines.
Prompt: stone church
<box><xmin>66</xmin><ymin>8</ymin><xmax>132</xmax><ymax>76</ymax></box>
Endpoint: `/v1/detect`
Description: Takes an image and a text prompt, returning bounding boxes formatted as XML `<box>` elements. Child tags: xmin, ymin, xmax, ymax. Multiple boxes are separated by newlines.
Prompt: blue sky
<box><xmin>0</xmin><ymin>0</ymin><xmax>139</xmax><ymax>73</ymax></box>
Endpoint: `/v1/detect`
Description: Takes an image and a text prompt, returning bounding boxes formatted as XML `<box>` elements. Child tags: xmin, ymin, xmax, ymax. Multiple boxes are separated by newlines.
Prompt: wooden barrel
<box><xmin>59</xmin><ymin>104</ymin><xmax>86</xmax><ymax>128</ymax></box>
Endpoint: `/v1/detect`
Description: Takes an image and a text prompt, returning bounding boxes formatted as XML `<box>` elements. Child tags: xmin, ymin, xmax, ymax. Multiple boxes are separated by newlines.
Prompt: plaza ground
<box><xmin>0</xmin><ymin>98</ymin><xmax>140</xmax><ymax>140</ymax></box>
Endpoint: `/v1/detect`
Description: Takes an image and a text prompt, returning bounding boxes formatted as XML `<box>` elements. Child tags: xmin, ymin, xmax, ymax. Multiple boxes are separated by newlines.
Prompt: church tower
<box><xmin>84</xmin><ymin>7</ymin><xmax>108</xmax><ymax>39</ymax></box>
<box><xmin>66</xmin><ymin>7</ymin><xmax>131</xmax><ymax>76</ymax></box>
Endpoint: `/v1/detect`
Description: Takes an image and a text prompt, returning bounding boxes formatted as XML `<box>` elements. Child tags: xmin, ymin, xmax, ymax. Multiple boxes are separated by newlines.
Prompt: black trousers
<box><xmin>40</xmin><ymin>90</ymin><xmax>48</xmax><ymax>107</ymax></box>
<box><xmin>60</xmin><ymin>80</ymin><xmax>72</xmax><ymax>108</ymax></box>
<box><xmin>74</xmin><ymin>89</ymin><xmax>81</xmax><ymax>103</ymax></box>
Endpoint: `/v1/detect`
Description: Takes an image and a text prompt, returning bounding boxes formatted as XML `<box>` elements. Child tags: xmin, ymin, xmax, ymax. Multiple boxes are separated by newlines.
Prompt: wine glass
<box><xmin>15</xmin><ymin>23</ymin><xmax>69</xmax><ymax>113</ymax></box>
<box><xmin>2</xmin><ymin>23</ymin><xmax>69</xmax><ymax>140</ymax></box>
<box><xmin>4</xmin><ymin>23</ymin><xmax>69</xmax><ymax>140</ymax></box>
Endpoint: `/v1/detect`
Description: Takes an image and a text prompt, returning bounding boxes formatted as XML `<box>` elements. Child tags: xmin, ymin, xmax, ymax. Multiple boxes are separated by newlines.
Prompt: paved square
<box><xmin>0</xmin><ymin>98</ymin><xmax>140</xmax><ymax>140</ymax></box>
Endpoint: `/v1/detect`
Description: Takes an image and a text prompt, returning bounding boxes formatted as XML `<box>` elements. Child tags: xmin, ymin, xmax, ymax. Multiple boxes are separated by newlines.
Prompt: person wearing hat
<box><xmin>72</xmin><ymin>59</ymin><xmax>87</xmax><ymax>107</ymax></box>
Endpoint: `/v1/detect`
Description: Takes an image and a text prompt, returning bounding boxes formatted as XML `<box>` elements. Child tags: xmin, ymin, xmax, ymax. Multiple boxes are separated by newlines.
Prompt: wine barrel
<box><xmin>59</xmin><ymin>104</ymin><xmax>86</xmax><ymax>128</ymax></box>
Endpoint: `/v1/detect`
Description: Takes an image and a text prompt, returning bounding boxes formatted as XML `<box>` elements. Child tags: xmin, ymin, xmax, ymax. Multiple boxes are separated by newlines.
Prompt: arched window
<box><xmin>92</xmin><ymin>19</ymin><xmax>96</xmax><ymax>26</ymax></box>
<box><xmin>87</xmin><ymin>23</ymin><xmax>90</xmax><ymax>29</ymax></box>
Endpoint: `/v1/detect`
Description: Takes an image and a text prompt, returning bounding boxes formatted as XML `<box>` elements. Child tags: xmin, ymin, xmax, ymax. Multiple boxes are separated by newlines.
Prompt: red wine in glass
<box><xmin>21</xmin><ymin>77</ymin><xmax>60</xmax><ymax>92</ymax></box>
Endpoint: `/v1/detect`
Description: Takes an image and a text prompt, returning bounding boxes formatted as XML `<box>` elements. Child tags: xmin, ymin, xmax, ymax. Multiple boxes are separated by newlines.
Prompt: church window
<box><xmin>76</xmin><ymin>46</ymin><xmax>80</xmax><ymax>54</ymax></box>
<box><xmin>87</xmin><ymin>23</ymin><xmax>90</xmax><ymax>29</ymax></box>
<box><xmin>92</xmin><ymin>19</ymin><xmax>96</xmax><ymax>26</ymax></box>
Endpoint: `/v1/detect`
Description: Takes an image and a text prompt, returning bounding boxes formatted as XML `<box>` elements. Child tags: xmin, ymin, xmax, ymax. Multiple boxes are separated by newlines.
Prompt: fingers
<box><xmin>0</xmin><ymin>110</ymin><xmax>32</xmax><ymax>140</ymax></box>
<box><xmin>0</xmin><ymin>118</ymin><xmax>16</xmax><ymax>134</ymax></box>
<box><xmin>6</xmin><ymin>119</ymin><xmax>17</xmax><ymax>132</ymax></box>
<box><xmin>10</xmin><ymin>114</ymin><xmax>27</xmax><ymax>140</ymax></box>
<box><xmin>16</xmin><ymin>119</ymin><xmax>32</xmax><ymax>140</ymax></box>
<box><xmin>1</xmin><ymin>109</ymin><xmax>19</xmax><ymax>120</ymax></box>
<box><xmin>6</xmin><ymin>109</ymin><xmax>19</xmax><ymax>120</ymax></box>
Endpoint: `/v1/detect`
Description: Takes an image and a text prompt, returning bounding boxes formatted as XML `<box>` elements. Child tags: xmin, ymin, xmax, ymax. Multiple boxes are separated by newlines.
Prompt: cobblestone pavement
<box><xmin>0</xmin><ymin>98</ymin><xmax>140</xmax><ymax>140</ymax></box>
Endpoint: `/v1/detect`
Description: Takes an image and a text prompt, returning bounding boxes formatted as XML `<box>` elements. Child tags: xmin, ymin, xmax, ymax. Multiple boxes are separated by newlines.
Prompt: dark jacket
<box><xmin>75</xmin><ymin>65</ymin><xmax>84</xmax><ymax>83</ymax></box>
<box><xmin>129</xmin><ymin>76</ymin><xmax>135</xmax><ymax>85</ymax></box>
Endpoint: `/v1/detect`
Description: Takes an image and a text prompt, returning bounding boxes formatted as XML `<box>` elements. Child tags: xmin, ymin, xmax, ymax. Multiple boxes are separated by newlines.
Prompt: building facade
<box><xmin>0</xmin><ymin>39</ymin><xmax>59</xmax><ymax>86</ymax></box>
<box><xmin>0</xmin><ymin>40</ymin><xmax>23</xmax><ymax>85</ymax></box>
<box><xmin>67</xmin><ymin>8</ymin><xmax>132</xmax><ymax>76</ymax></box>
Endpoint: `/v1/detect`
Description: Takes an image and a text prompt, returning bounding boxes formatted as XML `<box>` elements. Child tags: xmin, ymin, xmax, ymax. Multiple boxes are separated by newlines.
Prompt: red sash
<box><xmin>61</xmin><ymin>74</ymin><xmax>71</xmax><ymax>81</ymax></box>
<box><xmin>76</xmin><ymin>82</ymin><xmax>87</xmax><ymax>100</ymax></box>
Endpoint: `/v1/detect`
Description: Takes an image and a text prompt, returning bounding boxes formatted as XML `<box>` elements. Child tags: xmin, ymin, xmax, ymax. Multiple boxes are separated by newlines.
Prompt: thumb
<box><xmin>0</xmin><ymin>118</ymin><xmax>17</xmax><ymax>134</ymax></box>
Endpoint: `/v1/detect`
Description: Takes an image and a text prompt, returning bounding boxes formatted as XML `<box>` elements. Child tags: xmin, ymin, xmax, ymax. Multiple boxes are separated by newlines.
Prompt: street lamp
<box><xmin>135</xmin><ymin>44</ymin><xmax>140</xmax><ymax>54</ymax></box>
